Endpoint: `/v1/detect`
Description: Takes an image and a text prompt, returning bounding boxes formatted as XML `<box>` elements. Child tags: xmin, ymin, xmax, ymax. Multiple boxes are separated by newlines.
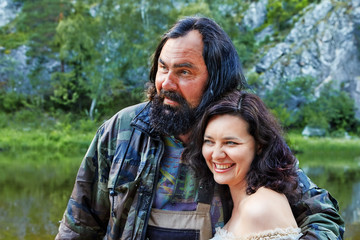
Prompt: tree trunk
<box><xmin>89</xmin><ymin>98</ymin><xmax>97</xmax><ymax>120</ymax></box>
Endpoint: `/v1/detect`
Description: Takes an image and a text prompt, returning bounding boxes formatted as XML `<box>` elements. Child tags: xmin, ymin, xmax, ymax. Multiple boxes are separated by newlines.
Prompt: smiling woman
<box><xmin>182</xmin><ymin>90</ymin><xmax>302</xmax><ymax>239</ymax></box>
<box><xmin>202</xmin><ymin>114</ymin><xmax>256</xmax><ymax>188</ymax></box>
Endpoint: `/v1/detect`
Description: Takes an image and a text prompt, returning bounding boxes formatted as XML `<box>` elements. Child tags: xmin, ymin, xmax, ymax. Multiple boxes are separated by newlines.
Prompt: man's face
<box><xmin>155</xmin><ymin>30</ymin><xmax>208</xmax><ymax>108</ymax></box>
<box><xmin>149</xmin><ymin>30</ymin><xmax>209</xmax><ymax>136</ymax></box>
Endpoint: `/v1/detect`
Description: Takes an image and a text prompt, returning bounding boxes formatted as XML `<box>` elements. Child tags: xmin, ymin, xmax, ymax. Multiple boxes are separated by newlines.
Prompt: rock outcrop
<box><xmin>0</xmin><ymin>0</ymin><xmax>21</xmax><ymax>27</ymax></box>
<box><xmin>253</xmin><ymin>0</ymin><xmax>360</xmax><ymax>118</ymax></box>
<box><xmin>242</xmin><ymin>0</ymin><xmax>268</xmax><ymax>30</ymax></box>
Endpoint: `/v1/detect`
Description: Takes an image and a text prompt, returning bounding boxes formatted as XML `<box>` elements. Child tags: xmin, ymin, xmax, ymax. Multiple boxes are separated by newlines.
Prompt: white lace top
<box><xmin>210</xmin><ymin>227</ymin><xmax>302</xmax><ymax>240</ymax></box>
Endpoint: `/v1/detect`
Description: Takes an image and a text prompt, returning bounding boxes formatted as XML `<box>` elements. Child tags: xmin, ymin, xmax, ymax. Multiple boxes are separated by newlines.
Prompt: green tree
<box><xmin>264</xmin><ymin>76</ymin><xmax>317</xmax><ymax>128</ymax></box>
<box><xmin>205</xmin><ymin>0</ymin><xmax>256</xmax><ymax>67</ymax></box>
<box><xmin>266</xmin><ymin>0</ymin><xmax>314</xmax><ymax>30</ymax></box>
<box><xmin>303</xmin><ymin>83</ymin><xmax>358</xmax><ymax>133</ymax></box>
<box><xmin>52</xmin><ymin>1</ymin><xmax>99</xmax><ymax>112</ymax></box>
<box><xmin>0</xmin><ymin>0</ymin><xmax>72</xmax><ymax>110</ymax></box>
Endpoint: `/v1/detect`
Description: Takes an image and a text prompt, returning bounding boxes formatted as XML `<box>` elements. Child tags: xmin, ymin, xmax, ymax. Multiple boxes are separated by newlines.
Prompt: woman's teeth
<box><xmin>215</xmin><ymin>164</ymin><xmax>233</xmax><ymax>169</ymax></box>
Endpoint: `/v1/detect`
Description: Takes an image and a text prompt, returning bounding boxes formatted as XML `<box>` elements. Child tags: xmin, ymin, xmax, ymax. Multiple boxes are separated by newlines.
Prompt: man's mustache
<box><xmin>159</xmin><ymin>90</ymin><xmax>187</xmax><ymax>106</ymax></box>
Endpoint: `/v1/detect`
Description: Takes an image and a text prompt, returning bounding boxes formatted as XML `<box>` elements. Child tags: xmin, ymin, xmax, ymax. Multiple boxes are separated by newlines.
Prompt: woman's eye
<box><xmin>203</xmin><ymin>139</ymin><xmax>213</xmax><ymax>145</ymax></box>
<box><xmin>226</xmin><ymin>141</ymin><xmax>238</xmax><ymax>145</ymax></box>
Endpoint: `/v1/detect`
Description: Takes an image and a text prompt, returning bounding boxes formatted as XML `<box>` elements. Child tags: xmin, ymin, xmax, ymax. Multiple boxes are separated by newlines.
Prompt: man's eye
<box><xmin>181</xmin><ymin>70</ymin><xmax>189</xmax><ymax>75</ymax></box>
<box><xmin>159</xmin><ymin>65</ymin><xmax>167</xmax><ymax>71</ymax></box>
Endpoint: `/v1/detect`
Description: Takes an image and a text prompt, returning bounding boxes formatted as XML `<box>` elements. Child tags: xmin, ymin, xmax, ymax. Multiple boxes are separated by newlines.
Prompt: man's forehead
<box><xmin>159</xmin><ymin>31</ymin><xmax>205</xmax><ymax>66</ymax></box>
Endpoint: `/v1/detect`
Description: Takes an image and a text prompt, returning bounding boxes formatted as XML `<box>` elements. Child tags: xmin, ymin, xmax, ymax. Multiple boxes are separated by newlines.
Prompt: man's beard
<box><xmin>149</xmin><ymin>90</ymin><xmax>197</xmax><ymax>136</ymax></box>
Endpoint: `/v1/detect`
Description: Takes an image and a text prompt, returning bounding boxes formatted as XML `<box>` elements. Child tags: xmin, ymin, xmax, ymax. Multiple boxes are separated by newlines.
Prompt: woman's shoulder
<box><xmin>242</xmin><ymin>187</ymin><xmax>289</xmax><ymax>212</ymax></box>
<box><xmin>239</xmin><ymin>187</ymin><xmax>297</xmax><ymax>233</ymax></box>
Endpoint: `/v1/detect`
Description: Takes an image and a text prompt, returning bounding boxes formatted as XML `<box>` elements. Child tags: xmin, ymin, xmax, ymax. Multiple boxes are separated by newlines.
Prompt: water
<box><xmin>0</xmin><ymin>188</ymin><xmax>62</xmax><ymax>239</ymax></box>
<box><xmin>303</xmin><ymin>166</ymin><xmax>360</xmax><ymax>239</ymax></box>
<box><xmin>0</xmin><ymin>165</ymin><xmax>359</xmax><ymax>239</ymax></box>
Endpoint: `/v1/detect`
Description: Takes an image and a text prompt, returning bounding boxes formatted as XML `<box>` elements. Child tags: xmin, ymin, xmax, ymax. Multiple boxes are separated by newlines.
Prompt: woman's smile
<box><xmin>213</xmin><ymin>163</ymin><xmax>235</xmax><ymax>172</ymax></box>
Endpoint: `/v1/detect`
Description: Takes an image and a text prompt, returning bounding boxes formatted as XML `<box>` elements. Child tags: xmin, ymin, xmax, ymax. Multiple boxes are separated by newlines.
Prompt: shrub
<box><xmin>264</xmin><ymin>76</ymin><xmax>316</xmax><ymax>128</ymax></box>
<box><xmin>303</xmin><ymin>85</ymin><xmax>358</xmax><ymax>133</ymax></box>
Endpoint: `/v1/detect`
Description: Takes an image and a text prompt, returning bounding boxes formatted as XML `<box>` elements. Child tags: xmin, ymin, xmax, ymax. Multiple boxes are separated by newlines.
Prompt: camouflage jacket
<box><xmin>56</xmin><ymin>102</ymin><xmax>345</xmax><ymax>240</ymax></box>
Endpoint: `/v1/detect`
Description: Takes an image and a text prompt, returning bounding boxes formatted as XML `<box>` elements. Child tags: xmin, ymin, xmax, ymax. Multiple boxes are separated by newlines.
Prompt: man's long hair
<box><xmin>147</xmin><ymin>16</ymin><xmax>247</xmax><ymax>118</ymax></box>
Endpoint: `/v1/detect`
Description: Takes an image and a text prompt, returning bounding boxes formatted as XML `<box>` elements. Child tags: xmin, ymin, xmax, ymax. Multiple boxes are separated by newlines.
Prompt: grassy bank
<box><xmin>1</xmin><ymin>111</ymin><xmax>360</xmax><ymax>190</ymax></box>
<box><xmin>0</xmin><ymin>111</ymin><xmax>101</xmax><ymax>190</ymax></box>
<box><xmin>288</xmin><ymin>132</ymin><xmax>360</xmax><ymax>169</ymax></box>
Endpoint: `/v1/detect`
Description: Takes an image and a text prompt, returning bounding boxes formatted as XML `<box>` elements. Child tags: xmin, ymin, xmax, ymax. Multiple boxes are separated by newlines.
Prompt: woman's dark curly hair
<box><xmin>182</xmin><ymin>90</ymin><xmax>300</xmax><ymax>203</ymax></box>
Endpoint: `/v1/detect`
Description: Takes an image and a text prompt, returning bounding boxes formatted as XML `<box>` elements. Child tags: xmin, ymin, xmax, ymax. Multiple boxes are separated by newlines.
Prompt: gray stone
<box><xmin>242</xmin><ymin>0</ymin><xmax>268</xmax><ymax>30</ymax></box>
<box><xmin>254</xmin><ymin>0</ymin><xmax>360</xmax><ymax>119</ymax></box>
<box><xmin>302</xmin><ymin>126</ymin><xmax>326</xmax><ymax>137</ymax></box>
<box><xmin>0</xmin><ymin>0</ymin><xmax>21</xmax><ymax>27</ymax></box>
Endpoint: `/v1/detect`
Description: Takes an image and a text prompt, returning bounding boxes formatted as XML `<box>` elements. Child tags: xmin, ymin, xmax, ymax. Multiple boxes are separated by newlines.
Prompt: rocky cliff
<box><xmin>0</xmin><ymin>0</ymin><xmax>20</xmax><ymax>27</ymax></box>
<box><xmin>1</xmin><ymin>0</ymin><xmax>359</xmax><ymax>119</ymax></box>
<box><xmin>247</xmin><ymin>0</ymin><xmax>360</xmax><ymax>119</ymax></box>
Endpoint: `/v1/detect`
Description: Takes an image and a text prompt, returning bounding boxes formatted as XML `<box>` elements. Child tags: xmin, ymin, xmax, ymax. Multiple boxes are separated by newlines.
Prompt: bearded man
<box><xmin>56</xmin><ymin>16</ymin><xmax>344</xmax><ymax>240</ymax></box>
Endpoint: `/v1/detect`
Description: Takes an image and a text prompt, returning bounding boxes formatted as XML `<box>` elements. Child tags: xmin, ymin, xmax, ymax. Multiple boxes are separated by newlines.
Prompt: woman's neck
<box><xmin>223</xmin><ymin>182</ymin><xmax>249</xmax><ymax>231</ymax></box>
<box><xmin>229</xmin><ymin>181</ymin><xmax>248</xmax><ymax>208</ymax></box>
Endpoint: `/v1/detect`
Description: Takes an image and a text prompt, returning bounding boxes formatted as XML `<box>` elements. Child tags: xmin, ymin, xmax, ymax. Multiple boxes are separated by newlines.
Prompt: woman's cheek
<box><xmin>202</xmin><ymin>146</ymin><xmax>213</xmax><ymax>170</ymax></box>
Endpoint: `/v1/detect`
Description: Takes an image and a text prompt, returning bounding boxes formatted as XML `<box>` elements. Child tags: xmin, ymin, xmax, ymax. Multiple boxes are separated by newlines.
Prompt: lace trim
<box><xmin>212</xmin><ymin>227</ymin><xmax>302</xmax><ymax>240</ymax></box>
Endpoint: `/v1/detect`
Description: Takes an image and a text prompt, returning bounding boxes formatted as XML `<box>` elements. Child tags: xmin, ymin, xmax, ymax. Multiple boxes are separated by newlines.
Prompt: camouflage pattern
<box><xmin>294</xmin><ymin>170</ymin><xmax>345</xmax><ymax>239</ymax></box>
<box><xmin>56</xmin><ymin>102</ymin><xmax>345</xmax><ymax>240</ymax></box>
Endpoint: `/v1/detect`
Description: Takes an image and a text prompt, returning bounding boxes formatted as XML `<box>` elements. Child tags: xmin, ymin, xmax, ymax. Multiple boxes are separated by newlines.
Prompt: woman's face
<box><xmin>202</xmin><ymin>114</ymin><xmax>256</xmax><ymax>188</ymax></box>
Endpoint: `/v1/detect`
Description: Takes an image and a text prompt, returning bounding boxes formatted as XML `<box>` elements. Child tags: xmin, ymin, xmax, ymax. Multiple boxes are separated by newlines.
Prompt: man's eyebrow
<box><xmin>174</xmin><ymin>62</ymin><xmax>195</xmax><ymax>69</ymax></box>
<box><xmin>159</xmin><ymin>58</ymin><xmax>195</xmax><ymax>69</ymax></box>
<box><xmin>159</xmin><ymin>58</ymin><xmax>166</xmax><ymax>66</ymax></box>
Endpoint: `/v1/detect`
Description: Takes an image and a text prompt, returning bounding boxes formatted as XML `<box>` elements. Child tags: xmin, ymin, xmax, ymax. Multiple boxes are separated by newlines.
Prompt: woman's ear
<box><xmin>256</xmin><ymin>144</ymin><xmax>262</xmax><ymax>155</ymax></box>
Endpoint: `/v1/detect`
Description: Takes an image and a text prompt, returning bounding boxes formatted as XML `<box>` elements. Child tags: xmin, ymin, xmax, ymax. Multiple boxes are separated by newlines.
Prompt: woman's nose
<box><xmin>212</xmin><ymin>145</ymin><xmax>226</xmax><ymax>160</ymax></box>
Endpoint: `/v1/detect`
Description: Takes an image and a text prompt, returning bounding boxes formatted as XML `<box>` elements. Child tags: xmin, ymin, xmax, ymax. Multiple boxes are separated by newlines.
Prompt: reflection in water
<box><xmin>0</xmin><ymin>187</ymin><xmax>68</xmax><ymax>240</ymax></box>
<box><xmin>341</xmin><ymin>182</ymin><xmax>360</xmax><ymax>239</ymax></box>
<box><xmin>343</xmin><ymin>182</ymin><xmax>360</xmax><ymax>224</ymax></box>
<box><xmin>0</xmin><ymin>166</ymin><xmax>359</xmax><ymax>239</ymax></box>
<box><xmin>303</xmin><ymin>166</ymin><xmax>360</xmax><ymax>239</ymax></box>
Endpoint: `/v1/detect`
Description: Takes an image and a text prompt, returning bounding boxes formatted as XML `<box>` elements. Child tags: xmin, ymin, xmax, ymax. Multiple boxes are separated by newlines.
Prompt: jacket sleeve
<box><xmin>56</xmin><ymin>125</ymin><xmax>112</xmax><ymax>240</ymax></box>
<box><xmin>292</xmin><ymin>169</ymin><xmax>345</xmax><ymax>239</ymax></box>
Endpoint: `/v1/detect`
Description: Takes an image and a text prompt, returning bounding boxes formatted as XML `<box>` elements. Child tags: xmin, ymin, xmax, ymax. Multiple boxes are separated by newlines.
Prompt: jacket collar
<box><xmin>130</xmin><ymin>102</ymin><xmax>162</xmax><ymax>140</ymax></box>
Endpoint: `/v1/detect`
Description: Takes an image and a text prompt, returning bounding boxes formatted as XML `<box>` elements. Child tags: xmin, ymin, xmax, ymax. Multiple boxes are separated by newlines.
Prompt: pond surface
<box><xmin>0</xmin><ymin>166</ymin><xmax>359</xmax><ymax>239</ymax></box>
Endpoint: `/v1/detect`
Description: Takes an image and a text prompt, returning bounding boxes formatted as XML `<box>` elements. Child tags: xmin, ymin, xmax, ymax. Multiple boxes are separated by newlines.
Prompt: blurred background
<box><xmin>0</xmin><ymin>0</ymin><xmax>359</xmax><ymax>239</ymax></box>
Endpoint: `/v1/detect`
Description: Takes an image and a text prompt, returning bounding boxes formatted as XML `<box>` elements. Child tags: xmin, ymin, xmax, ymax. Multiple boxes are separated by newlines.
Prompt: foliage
<box><xmin>13</xmin><ymin>0</ymin><xmax>72</xmax><ymax>55</ymax></box>
<box><xmin>0</xmin><ymin>0</ymin><xmax>73</xmax><ymax>112</ymax></box>
<box><xmin>206</xmin><ymin>0</ymin><xmax>256</xmax><ymax>67</ymax></box>
<box><xmin>0</xmin><ymin>91</ymin><xmax>27</xmax><ymax>112</ymax></box>
<box><xmin>246</xmin><ymin>71</ymin><xmax>264</xmax><ymax>94</ymax></box>
<box><xmin>264</xmin><ymin>76</ymin><xmax>317</xmax><ymax>128</ymax></box>
<box><xmin>50</xmin><ymin>71</ymin><xmax>90</xmax><ymax>111</ymax></box>
<box><xmin>266</xmin><ymin>0</ymin><xmax>318</xmax><ymax>31</ymax></box>
<box><xmin>51</xmin><ymin>2</ymin><xmax>97</xmax><ymax>111</ymax></box>
<box><xmin>0</xmin><ymin>30</ymin><xmax>27</xmax><ymax>49</ymax></box>
<box><xmin>302</xmin><ymin>83</ymin><xmax>358</xmax><ymax>133</ymax></box>
<box><xmin>264</xmin><ymin>77</ymin><xmax>359</xmax><ymax>134</ymax></box>
<box><xmin>0</xmin><ymin>0</ymin><xmax>259</xmax><ymax>117</ymax></box>
<box><xmin>0</xmin><ymin>0</ymin><xmax>359</xmax><ymax>132</ymax></box>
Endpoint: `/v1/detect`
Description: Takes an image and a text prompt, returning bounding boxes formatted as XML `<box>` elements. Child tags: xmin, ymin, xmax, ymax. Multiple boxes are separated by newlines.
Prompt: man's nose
<box><xmin>162</xmin><ymin>72</ymin><xmax>177</xmax><ymax>91</ymax></box>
